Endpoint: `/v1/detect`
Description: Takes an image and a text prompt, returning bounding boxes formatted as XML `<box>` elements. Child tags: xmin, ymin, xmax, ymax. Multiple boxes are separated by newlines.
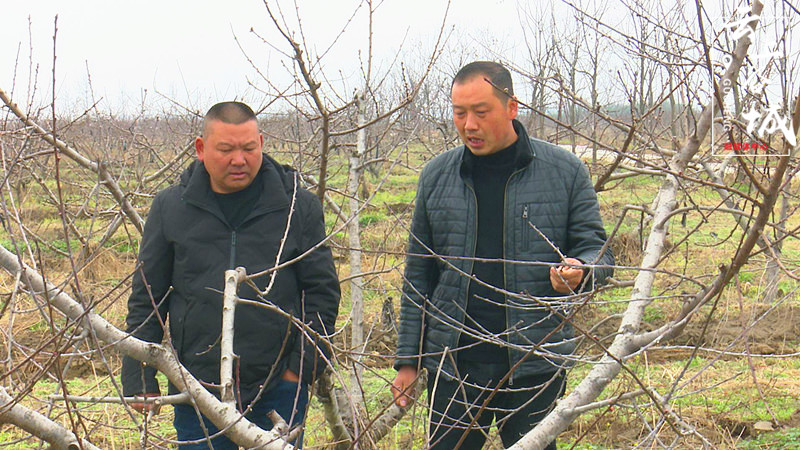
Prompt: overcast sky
<box><xmin>2</xmin><ymin>1</ymin><xmax>796</xmax><ymax>117</ymax></box>
<box><xmin>1</xmin><ymin>0</ymin><xmax>537</xmax><ymax>114</ymax></box>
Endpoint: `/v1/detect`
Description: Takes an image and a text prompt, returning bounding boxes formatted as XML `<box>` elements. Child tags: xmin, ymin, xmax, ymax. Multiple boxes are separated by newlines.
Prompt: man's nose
<box><xmin>464</xmin><ymin>112</ymin><xmax>479</xmax><ymax>130</ymax></box>
<box><xmin>230</xmin><ymin>150</ymin><xmax>245</xmax><ymax>167</ymax></box>
<box><xmin>230</xmin><ymin>150</ymin><xmax>246</xmax><ymax>165</ymax></box>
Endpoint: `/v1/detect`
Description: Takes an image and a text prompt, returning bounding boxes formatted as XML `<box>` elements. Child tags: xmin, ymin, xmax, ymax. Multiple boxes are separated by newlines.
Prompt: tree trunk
<box><xmin>509</xmin><ymin>3</ymin><xmax>766</xmax><ymax>447</ymax></box>
<box><xmin>348</xmin><ymin>92</ymin><xmax>367</xmax><ymax>401</ymax></box>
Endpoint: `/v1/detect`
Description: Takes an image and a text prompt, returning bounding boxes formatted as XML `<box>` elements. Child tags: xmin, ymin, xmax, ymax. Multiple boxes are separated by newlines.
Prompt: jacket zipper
<box><xmin>503</xmin><ymin>168</ymin><xmax>525</xmax><ymax>385</ymax></box>
<box><xmin>522</xmin><ymin>204</ymin><xmax>530</xmax><ymax>250</ymax></box>
<box><xmin>228</xmin><ymin>200</ymin><xmax>288</xmax><ymax>271</ymax></box>
<box><xmin>229</xmin><ymin>230</ymin><xmax>237</xmax><ymax>269</ymax></box>
<box><xmin>460</xmin><ymin>182</ymin><xmax>479</xmax><ymax>367</ymax></box>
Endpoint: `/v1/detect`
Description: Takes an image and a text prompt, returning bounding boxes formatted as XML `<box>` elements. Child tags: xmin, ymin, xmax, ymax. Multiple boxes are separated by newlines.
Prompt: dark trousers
<box><xmin>173</xmin><ymin>379</ymin><xmax>308</xmax><ymax>449</ymax></box>
<box><xmin>427</xmin><ymin>360</ymin><xmax>565</xmax><ymax>450</ymax></box>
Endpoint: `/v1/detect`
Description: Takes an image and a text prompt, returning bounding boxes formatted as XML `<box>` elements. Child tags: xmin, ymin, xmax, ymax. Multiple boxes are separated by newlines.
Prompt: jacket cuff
<box><xmin>573</xmin><ymin>255</ymin><xmax>597</xmax><ymax>292</ymax></box>
<box><xmin>121</xmin><ymin>355</ymin><xmax>161</xmax><ymax>396</ymax></box>
<box><xmin>393</xmin><ymin>357</ymin><xmax>420</xmax><ymax>371</ymax></box>
<box><xmin>287</xmin><ymin>347</ymin><xmax>321</xmax><ymax>386</ymax></box>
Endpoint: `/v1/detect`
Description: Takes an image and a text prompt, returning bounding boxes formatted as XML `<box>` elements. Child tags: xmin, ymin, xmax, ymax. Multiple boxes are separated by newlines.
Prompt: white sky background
<box><xmin>1</xmin><ymin>0</ymin><xmax>536</xmax><ymax>115</ymax></box>
<box><xmin>1</xmin><ymin>0</ymin><xmax>797</xmax><ymax>117</ymax></box>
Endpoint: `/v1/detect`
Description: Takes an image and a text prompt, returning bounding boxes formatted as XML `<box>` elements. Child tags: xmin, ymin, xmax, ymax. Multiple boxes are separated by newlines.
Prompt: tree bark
<box><xmin>0</xmin><ymin>245</ymin><xmax>295</xmax><ymax>449</ymax></box>
<box><xmin>0</xmin><ymin>387</ymin><xmax>101</xmax><ymax>450</ymax></box>
<box><xmin>348</xmin><ymin>92</ymin><xmax>367</xmax><ymax>402</ymax></box>
<box><xmin>509</xmin><ymin>2</ymin><xmax>766</xmax><ymax>448</ymax></box>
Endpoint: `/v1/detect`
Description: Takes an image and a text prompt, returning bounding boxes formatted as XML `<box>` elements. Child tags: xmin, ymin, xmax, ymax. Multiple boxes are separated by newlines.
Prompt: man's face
<box><xmin>451</xmin><ymin>76</ymin><xmax>518</xmax><ymax>156</ymax></box>
<box><xmin>195</xmin><ymin>119</ymin><xmax>263</xmax><ymax>193</ymax></box>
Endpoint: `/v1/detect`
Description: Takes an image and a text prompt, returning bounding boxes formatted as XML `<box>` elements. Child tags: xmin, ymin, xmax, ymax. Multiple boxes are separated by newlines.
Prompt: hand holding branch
<box><xmin>128</xmin><ymin>393</ymin><xmax>162</xmax><ymax>415</ymax></box>
<box><xmin>550</xmin><ymin>257</ymin><xmax>586</xmax><ymax>294</ymax></box>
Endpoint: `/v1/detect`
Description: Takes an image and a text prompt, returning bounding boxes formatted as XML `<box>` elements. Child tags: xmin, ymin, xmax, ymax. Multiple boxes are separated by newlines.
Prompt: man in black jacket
<box><xmin>391</xmin><ymin>62</ymin><xmax>614</xmax><ymax>449</ymax></box>
<box><xmin>122</xmin><ymin>102</ymin><xmax>340</xmax><ymax>449</ymax></box>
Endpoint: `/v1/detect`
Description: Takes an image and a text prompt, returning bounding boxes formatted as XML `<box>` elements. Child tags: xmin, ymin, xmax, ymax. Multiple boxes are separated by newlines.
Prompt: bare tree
<box><xmin>2</xmin><ymin>1</ymin><xmax>799</xmax><ymax>448</ymax></box>
<box><xmin>245</xmin><ymin>0</ymin><xmax>449</xmax><ymax>446</ymax></box>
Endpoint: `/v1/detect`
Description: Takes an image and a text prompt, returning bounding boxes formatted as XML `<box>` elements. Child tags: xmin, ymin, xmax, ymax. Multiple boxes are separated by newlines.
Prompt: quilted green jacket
<box><xmin>395</xmin><ymin>120</ymin><xmax>614</xmax><ymax>381</ymax></box>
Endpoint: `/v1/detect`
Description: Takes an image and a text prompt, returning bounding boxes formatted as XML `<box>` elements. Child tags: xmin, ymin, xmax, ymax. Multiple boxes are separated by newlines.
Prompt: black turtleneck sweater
<box><xmin>458</xmin><ymin>137</ymin><xmax>519</xmax><ymax>363</ymax></box>
<box><xmin>213</xmin><ymin>171</ymin><xmax>263</xmax><ymax>229</ymax></box>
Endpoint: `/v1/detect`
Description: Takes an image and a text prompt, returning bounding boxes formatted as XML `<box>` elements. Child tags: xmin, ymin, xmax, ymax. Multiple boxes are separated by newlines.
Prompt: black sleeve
<box><xmin>287</xmin><ymin>190</ymin><xmax>341</xmax><ymax>386</ymax></box>
<box><xmin>121</xmin><ymin>193</ymin><xmax>173</xmax><ymax>396</ymax></box>
<box><xmin>394</xmin><ymin>173</ymin><xmax>439</xmax><ymax>370</ymax></box>
<box><xmin>566</xmin><ymin>162</ymin><xmax>614</xmax><ymax>290</ymax></box>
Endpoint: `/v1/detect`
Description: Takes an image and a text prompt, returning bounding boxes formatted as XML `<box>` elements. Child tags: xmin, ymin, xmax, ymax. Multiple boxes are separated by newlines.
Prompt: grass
<box><xmin>1</xmin><ymin>143</ymin><xmax>799</xmax><ymax>448</ymax></box>
<box><xmin>558</xmin><ymin>354</ymin><xmax>800</xmax><ymax>448</ymax></box>
<box><xmin>738</xmin><ymin>428</ymin><xmax>800</xmax><ymax>449</ymax></box>
<box><xmin>359</xmin><ymin>210</ymin><xmax>387</xmax><ymax>227</ymax></box>
<box><xmin>2</xmin><ymin>371</ymin><xmax>175</xmax><ymax>448</ymax></box>
<box><xmin>103</xmin><ymin>233</ymin><xmax>140</xmax><ymax>254</ymax></box>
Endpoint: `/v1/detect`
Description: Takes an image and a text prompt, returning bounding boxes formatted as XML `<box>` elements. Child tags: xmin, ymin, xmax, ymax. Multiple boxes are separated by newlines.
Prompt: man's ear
<box><xmin>507</xmin><ymin>98</ymin><xmax>519</xmax><ymax>120</ymax></box>
<box><xmin>195</xmin><ymin>137</ymin><xmax>205</xmax><ymax>161</ymax></box>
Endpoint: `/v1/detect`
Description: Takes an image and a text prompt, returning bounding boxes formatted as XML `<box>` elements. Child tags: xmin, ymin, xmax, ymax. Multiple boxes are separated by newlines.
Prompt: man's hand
<box><xmin>391</xmin><ymin>366</ymin><xmax>418</xmax><ymax>407</ymax></box>
<box><xmin>129</xmin><ymin>393</ymin><xmax>161</xmax><ymax>415</ymax></box>
<box><xmin>550</xmin><ymin>257</ymin><xmax>586</xmax><ymax>294</ymax></box>
<box><xmin>281</xmin><ymin>369</ymin><xmax>300</xmax><ymax>382</ymax></box>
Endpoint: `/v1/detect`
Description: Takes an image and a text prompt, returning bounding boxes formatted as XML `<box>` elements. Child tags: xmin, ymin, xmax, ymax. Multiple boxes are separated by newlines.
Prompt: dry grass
<box><xmin>1</xmin><ymin>154</ymin><xmax>799</xmax><ymax>448</ymax></box>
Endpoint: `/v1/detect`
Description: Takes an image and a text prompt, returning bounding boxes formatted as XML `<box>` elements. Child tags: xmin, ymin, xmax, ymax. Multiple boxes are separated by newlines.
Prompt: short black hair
<box><xmin>452</xmin><ymin>61</ymin><xmax>514</xmax><ymax>100</ymax></box>
<box><xmin>203</xmin><ymin>101</ymin><xmax>256</xmax><ymax>135</ymax></box>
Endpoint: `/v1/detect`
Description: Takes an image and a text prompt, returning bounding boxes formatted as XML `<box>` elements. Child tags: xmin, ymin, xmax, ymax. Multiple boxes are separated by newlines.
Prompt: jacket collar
<box><xmin>180</xmin><ymin>155</ymin><xmax>291</xmax><ymax>220</ymax></box>
<box><xmin>512</xmin><ymin>119</ymin><xmax>535</xmax><ymax>165</ymax></box>
<box><xmin>459</xmin><ymin>119</ymin><xmax>535</xmax><ymax>181</ymax></box>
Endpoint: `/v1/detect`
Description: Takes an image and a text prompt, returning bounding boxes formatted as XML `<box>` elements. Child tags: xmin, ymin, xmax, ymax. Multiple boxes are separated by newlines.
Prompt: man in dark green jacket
<box><xmin>391</xmin><ymin>62</ymin><xmax>613</xmax><ymax>449</ymax></box>
<box><xmin>122</xmin><ymin>102</ymin><xmax>340</xmax><ymax>449</ymax></box>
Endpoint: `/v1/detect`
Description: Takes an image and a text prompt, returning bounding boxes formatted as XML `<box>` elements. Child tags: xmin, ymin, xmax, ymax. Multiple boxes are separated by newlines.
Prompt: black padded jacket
<box><xmin>395</xmin><ymin>120</ymin><xmax>613</xmax><ymax>382</ymax></box>
<box><xmin>121</xmin><ymin>155</ymin><xmax>340</xmax><ymax>404</ymax></box>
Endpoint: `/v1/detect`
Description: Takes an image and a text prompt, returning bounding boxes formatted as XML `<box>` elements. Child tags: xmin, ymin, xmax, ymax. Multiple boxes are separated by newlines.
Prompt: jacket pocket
<box><xmin>521</xmin><ymin>204</ymin><xmax>530</xmax><ymax>251</ymax></box>
<box><xmin>520</xmin><ymin>202</ymin><xmax>566</xmax><ymax>256</ymax></box>
<box><xmin>174</xmin><ymin>301</ymin><xmax>190</xmax><ymax>362</ymax></box>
